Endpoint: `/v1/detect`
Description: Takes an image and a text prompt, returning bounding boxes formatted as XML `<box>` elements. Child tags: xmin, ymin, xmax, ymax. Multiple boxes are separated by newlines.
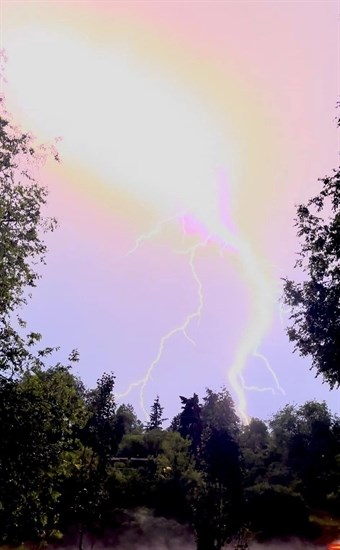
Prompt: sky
<box><xmin>1</xmin><ymin>0</ymin><xmax>339</xmax><ymax>423</ymax></box>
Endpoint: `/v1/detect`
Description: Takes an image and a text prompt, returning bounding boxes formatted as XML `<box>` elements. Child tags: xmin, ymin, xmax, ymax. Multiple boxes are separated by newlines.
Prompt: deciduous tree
<box><xmin>0</xmin><ymin>98</ymin><xmax>58</xmax><ymax>379</ymax></box>
<box><xmin>283</xmin><ymin>114</ymin><xmax>340</xmax><ymax>387</ymax></box>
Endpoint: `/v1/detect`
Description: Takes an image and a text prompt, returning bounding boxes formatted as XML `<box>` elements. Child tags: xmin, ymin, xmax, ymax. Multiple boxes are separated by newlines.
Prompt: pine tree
<box><xmin>146</xmin><ymin>395</ymin><xmax>165</xmax><ymax>430</ymax></box>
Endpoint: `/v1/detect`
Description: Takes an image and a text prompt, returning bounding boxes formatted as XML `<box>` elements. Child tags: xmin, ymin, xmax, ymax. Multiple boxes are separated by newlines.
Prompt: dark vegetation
<box><xmin>2</xmin><ymin>368</ymin><xmax>340</xmax><ymax>549</ymax></box>
<box><xmin>0</xmin><ymin>101</ymin><xmax>339</xmax><ymax>550</ymax></box>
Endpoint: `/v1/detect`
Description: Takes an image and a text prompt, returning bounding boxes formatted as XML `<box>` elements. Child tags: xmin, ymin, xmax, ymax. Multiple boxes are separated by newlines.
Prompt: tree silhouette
<box><xmin>146</xmin><ymin>395</ymin><xmax>166</xmax><ymax>430</ymax></box>
<box><xmin>283</xmin><ymin>113</ymin><xmax>340</xmax><ymax>388</ymax></box>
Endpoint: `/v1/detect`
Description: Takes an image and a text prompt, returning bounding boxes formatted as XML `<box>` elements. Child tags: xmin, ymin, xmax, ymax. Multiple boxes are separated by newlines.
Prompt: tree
<box><xmin>178</xmin><ymin>393</ymin><xmax>202</xmax><ymax>456</ymax></box>
<box><xmin>115</xmin><ymin>403</ymin><xmax>143</xmax><ymax>443</ymax></box>
<box><xmin>0</xmin><ymin>97</ymin><xmax>88</xmax><ymax>547</ymax></box>
<box><xmin>0</xmin><ymin>366</ymin><xmax>87</xmax><ymax>546</ymax></box>
<box><xmin>239</xmin><ymin>418</ymin><xmax>270</xmax><ymax>487</ymax></box>
<box><xmin>267</xmin><ymin>401</ymin><xmax>339</xmax><ymax>512</ymax></box>
<box><xmin>194</xmin><ymin>389</ymin><xmax>244</xmax><ymax>550</ymax></box>
<box><xmin>283</xmin><ymin>114</ymin><xmax>340</xmax><ymax>388</ymax></box>
<box><xmin>146</xmin><ymin>395</ymin><xmax>166</xmax><ymax>431</ymax></box>
<box><xmin>169</xmin><ymin>412</ymin><xmax>181</xmax><ymax>432</ymax></box>
<box><xmin>200</xmin><ymin>388</ymin><xmax>242</xmax><ymax>499</ymax></box>
<box><xmin>70</xmin><ymin>373</ymin><xmax>117</xmax><ymax>549</ymax></box>
<box><xmin>201</xmin><ymin>387</ymin><xmax>240</xmax><ymax>436</ymax></box>
<box><xmin>0</xmin><ymin>96</ymin><xmax>58</xmax><ymax>379</ymax></box>
<box><xmin>84</xmin><ymin>372</ymin><xmax>117</xmax><ymax>462</ymax></box>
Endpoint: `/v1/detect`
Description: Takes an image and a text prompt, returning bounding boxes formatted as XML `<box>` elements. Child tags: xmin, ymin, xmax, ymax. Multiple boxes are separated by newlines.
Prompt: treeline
<box><xmin>0</xmin><ymin>367</ymin><xmax>339</xmax><ymax>549</ymax></box>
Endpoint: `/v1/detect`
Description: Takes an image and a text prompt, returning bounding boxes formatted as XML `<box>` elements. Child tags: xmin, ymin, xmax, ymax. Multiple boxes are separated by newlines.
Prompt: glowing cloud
<box><xmin>3</xmin><ymin>0</ymin><xmax>336</xmax><ymax>420</ymax></box>
<box><xmin>2</xmin><ymin>8</ymin><xmax>278</xmax><ymax>421</ymax></box>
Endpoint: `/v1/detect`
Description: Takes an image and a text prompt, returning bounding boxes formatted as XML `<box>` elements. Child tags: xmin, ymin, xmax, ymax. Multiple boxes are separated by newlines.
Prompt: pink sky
<box><xmin>2</xmin><ymin>0</ymin><xmax>339</xmax><ymax>422</ymax></box>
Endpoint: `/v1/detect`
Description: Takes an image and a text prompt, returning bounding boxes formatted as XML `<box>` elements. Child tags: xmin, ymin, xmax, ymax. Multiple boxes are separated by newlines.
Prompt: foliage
<box><xmin>174</xmin><ymin>389</ymin><xmax>245</xmax><ymax>549</ymax></box>
<box><xmin>0</xmin><ymin>366</ymin><xmax>87</xmax><ymax>545</ymax></box>
<box><xmin>239</xmin><ymin>418</ymin><xmax>270</xmax><ymax>486</ymax></box>
<box><xmin>146</xmin><ymin>395</ymin><xmax>166</xmax><ymax>430</ymax></box>
<box><xmin>283</xmin><ymin>115</ymin><xmax>340</xmax><ymax>387</ymax></box>
<box><xmin>115</xmin><ymin>403</ymin><xmax>143</xmax><ymax>442</ymax></box>
<box><xmin>178</xmin><ymin>393</ymin><xmax>202</xmax><ymax>456</ymax></box>
<box><xmin>0</xmin><ymin>106</ymin><xmax>58</xmax><ymax>379</ymax></box>
<box><xmin>268</xmin><ymin>401</ymin><xmax>339</xmax><ymax>508</ymax></box>
<box><xmin>1</xmin><ymin>367</ymin><xmax>339</xmax><ymax>548</ymax></box>
<box><xmin>244</xmin><ymin>483</ymin><xmax>311</xmax><ymax>540</ymax></box>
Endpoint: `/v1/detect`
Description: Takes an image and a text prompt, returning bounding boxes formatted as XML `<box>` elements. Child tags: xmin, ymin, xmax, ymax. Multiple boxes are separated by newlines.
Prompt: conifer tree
<box><xmin>146</xmin><ymin>395</ymin><xmax>165</xmax><ymax>430</ymax></box>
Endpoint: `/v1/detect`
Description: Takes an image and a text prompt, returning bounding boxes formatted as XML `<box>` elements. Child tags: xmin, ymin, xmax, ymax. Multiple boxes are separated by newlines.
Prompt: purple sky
<box><xmin>2</xmin><ymin>0</ymin><xmax>339</xmax><ymax>422</ymax></box>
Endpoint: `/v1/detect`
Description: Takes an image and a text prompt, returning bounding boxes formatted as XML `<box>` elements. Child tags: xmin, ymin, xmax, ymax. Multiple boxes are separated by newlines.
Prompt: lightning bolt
<box><xmin>138</xmin><ymin>237</ymin><xmax>210</xmax><ymax>417</ymax></box>
<box><xmin>116</xmin><ymin>217</ymin><xmax>209</xmax><ymax>418</ymax></box>
<box><xmin>126</xmin><ymin>212</ymin><xmax>184</xmax><ymax>256</ymax></box>
<box><xmin>117</xmin><ymin>173</ymin><xmax>284</xmax><ymax>424</ymax></box>
<box><xmin>115</xmin><ymin>378</ymin><xmax>146</xmax><ymax>401</ymax></box>
<box><xmin>242</xmin><ymin>350</ymin><xmax>285</xmax><ymax>396</ymax></box>
<box><xmin>216</xmin><ymin>224</ymin><xmax>284</xmax><ymax>424</ymax></box>
<box><xmin>271</xmin><ymin>277</ymin><xmax>291</xmax><ymax>327</ymax></box>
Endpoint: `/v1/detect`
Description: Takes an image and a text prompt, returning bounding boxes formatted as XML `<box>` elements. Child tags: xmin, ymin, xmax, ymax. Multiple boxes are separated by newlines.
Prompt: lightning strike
<box><xmin>119</xmin><ymin>168</ymin><xmax>284</xmax><ymax>424</ymax></box>
<box><xmin>215</xmin><ymin>170</ymin><xmax>285</xmax><ymax>422</ymax></box>
<box><xmin>244</xmin><ymin>350</ymin><xmax>285</xmax><ymax>396</ymax></box>
<box><xmin>115</xmin><ymin>378</ymin><xmax>146</xmax><ymax>401</ymax></box>
<box><xmin>126</xmin><ymin>212</ymin><xmax>184</xmax><ymax>256</ymax></box>
<box><xmin>119</xmin><ymin>211</ymin><xmax>285</xmax><ymax>424</ymax></box>
<box><xmin>116</xmin><ymin>217</ymin><xmax>209</xmax><ymax>419</ymax></box>
<box><xmin>273</xmin><ymin>280</ymin><xmax>291</xmax><ymax>327</ymax></box>
<box><xmin>218</xmin><ymin>227</ymin><xmax>283</xmax><ymax>424</ymax></box>
<box><xmin>278</xmin><ymin>299</ymin><xmax>291</xmax><ymax>327</ymax></box>
<box><xmin>138</xmin><ymin>236</ymin><xmax>209</xmax><ymax>418</ymax></box>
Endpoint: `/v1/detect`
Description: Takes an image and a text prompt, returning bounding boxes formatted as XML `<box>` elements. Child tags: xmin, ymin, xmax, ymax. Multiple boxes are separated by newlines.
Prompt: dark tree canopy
<box><xmin>178</xmin><ymin>393</ymin><xmax>202</xmax><ymax>455</ymax></box>
<box><xmin>283</xmin><ymin>114</ymin><xmax>340</xmax><ymax>388</ymax></box>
